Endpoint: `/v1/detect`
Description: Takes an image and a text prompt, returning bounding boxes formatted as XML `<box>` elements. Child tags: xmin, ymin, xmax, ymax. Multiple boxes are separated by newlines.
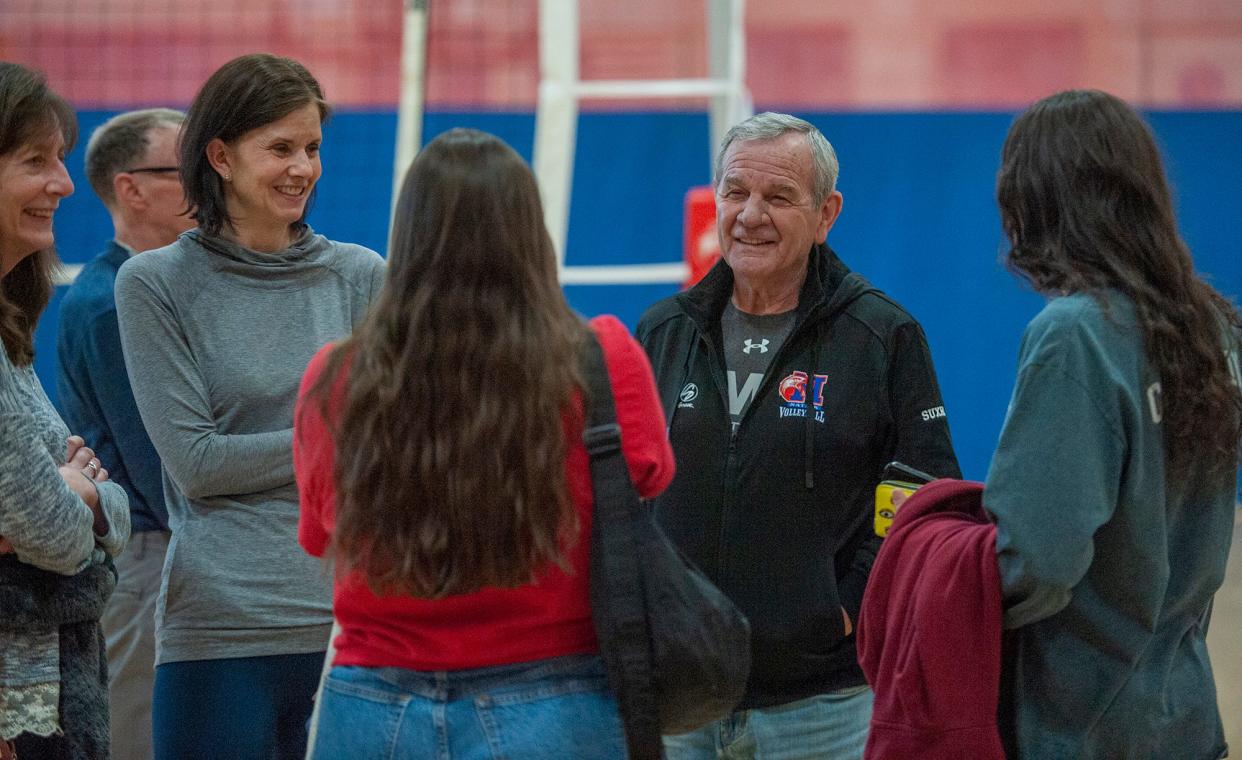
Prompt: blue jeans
<box><xmin>310</xmin><ymin>654</ymin><xmax>627</xmax><ymax>760</ymax></box>
<box><xmin>152</xmin><ymin>651</ymin><xmax>324</xmax><ymax>760</ymax></box>
<box><xmin>663</xmin><ymin>686</ymin><xmax>874</xmax><ymax>760</ymax></box>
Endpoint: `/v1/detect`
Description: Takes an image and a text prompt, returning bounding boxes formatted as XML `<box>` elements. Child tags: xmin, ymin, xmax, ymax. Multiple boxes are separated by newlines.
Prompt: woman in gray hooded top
<box><xmin>0</xmin><ymin>62</ymin><xmax>130</xmax><ymax>760</ymax></box>
<box><xmin>114</xmin><ymin>54</ymin><xmax>384</xmax><ymax>760</ymax></box>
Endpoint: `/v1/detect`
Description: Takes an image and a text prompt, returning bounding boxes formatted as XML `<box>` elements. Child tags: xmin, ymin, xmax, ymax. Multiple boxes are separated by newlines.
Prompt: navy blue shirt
<box><xmin>57</xmin><ymin>241</ymin><xmax>168</xmax><ymax>533</ymax></box>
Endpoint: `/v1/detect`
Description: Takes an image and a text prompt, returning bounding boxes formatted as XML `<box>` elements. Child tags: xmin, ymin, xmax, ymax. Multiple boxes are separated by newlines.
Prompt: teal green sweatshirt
<box><xmin>985</xmin><ymin>291</ymin><xmax>1236</xmax><ymax>760</ymax></box>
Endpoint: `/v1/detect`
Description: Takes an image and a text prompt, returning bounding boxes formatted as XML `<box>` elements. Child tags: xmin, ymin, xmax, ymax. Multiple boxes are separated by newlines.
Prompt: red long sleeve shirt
<box><xmin>293</xmin><ymin>315</ymin><xmax>674</xmax><ymax>671</ymax></box>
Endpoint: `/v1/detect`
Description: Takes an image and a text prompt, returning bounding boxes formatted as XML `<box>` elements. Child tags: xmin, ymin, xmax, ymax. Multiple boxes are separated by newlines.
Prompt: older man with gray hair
<box><xmin>56</xmin><ymin>108</ymin><xmax>194</xmax><ymax>760</ymax></box>
<box><xmin>637</xmin><ymin>112</ymin><xmax>960</xmax><ymax>759</ymax></box>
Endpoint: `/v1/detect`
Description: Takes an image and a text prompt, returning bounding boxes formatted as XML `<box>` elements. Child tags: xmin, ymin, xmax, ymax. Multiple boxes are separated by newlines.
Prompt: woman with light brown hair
<box><xmin>0</xmin><ymin>61</ymin><xmax>130</xmax><ymax>759</ymax></box>
<box><xmin>294</xmin><ymin>127</ymin><xmax>674</xmax><ymax>758</ymax></box>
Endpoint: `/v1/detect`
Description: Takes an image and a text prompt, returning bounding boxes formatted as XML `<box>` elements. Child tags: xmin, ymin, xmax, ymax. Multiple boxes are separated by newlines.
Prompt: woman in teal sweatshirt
<box><xmin>985</xmin><ymin>89</ymin><xmax>1241</xmax><ymax>760</ymax></box>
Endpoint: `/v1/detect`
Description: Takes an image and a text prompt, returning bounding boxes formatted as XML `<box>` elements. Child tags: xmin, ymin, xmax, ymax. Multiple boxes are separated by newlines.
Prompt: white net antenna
<box><xmin>534</xmin><ymin>0</ymin><xmax>750</xmax><ymax>286</ymax></box>
<box><xmin>392</xmin><ymin>0</ymin><xmax>430</xmax><ymax>220</ymax></box>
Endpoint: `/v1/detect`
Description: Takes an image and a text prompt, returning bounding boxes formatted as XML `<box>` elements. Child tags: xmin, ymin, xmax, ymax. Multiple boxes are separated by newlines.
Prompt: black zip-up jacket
<box><xmin>636</xmin><ymin>244</ymin><xmax>960</xmax><ymax>709</ymax></box>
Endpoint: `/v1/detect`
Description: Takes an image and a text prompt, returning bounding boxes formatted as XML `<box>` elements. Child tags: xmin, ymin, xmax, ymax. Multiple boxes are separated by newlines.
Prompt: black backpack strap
<box><xmin>581</xmin><ymin>328</ymin><xmax>628</xmax><ymax>455</ymax></box>
<box><xmin>580</xmin><ymin>330</ymin><xmax>665</xmax><ymax>760</ymax></box>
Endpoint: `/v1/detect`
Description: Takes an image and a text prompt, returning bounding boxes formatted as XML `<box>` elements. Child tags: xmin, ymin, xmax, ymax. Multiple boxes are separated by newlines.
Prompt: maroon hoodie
<box><xmin>856</xmin><ymin>479</ymin><xmax>1004</xmax><ymax>760</ymax></box>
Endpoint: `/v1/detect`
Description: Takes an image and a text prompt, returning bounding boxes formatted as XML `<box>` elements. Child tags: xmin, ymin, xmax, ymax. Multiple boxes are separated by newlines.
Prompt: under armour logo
<box><xmin>743</xmin><ymin>338</ymin><xmax>769</xmax><ymax>354</ymax></box>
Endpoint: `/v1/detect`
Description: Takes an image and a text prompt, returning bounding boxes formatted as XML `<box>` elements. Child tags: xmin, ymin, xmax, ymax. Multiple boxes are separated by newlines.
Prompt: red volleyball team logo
<box><xmin>778</xmin><ymin>371</ymin><xmax>827</xmax><ymax>409</ymax></box>
<box><xmin>779</xmin><ymin>371</ymin><xmax>808</xmax><ymax>403</ymax></box>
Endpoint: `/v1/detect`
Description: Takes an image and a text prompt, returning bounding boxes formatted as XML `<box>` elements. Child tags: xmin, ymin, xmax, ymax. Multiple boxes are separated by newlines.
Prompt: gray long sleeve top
<box><xmin>0</xmin><ymin>341</ymin><xmax>129</xmax><ymax>740</ymax></box>
<box><xmin>115</xmin><ymin>227</ymin><xmax>384</xmax><ymax>665</ymax></box>
<box><xmin>0</xmin><ymin>349</ymin><xmax>129</xmax><ymax>573</ymax></box>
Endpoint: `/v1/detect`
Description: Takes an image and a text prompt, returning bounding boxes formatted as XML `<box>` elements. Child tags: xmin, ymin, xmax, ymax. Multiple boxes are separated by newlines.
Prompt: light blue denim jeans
<box><xmin>310</xmin><ymin>653</ymin><xmax>627</xmax><ymax>760</ymax></box>
<box><xmin>663</xmin><ymin>685</ymin><xmax>874</xmax><ymax>760</ymax></box>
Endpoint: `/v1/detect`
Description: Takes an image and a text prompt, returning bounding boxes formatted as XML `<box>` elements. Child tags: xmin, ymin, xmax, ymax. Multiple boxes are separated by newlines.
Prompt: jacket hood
<box><xmin>676</xmin><ymin>243</ymin><xmax>877</xmax><ymax>332</ymax></box>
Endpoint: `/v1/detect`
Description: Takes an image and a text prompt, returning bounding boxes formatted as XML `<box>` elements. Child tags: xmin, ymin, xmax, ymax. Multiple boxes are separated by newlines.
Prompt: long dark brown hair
<box><xmin>0</xmin><ymin>62</ymin><xmax>77</xmax><ymax>366</ymax></box>
<box><xmin>997</xmin><ymin>89</ymin><xmax>1241</xmax><ymax>482</ymax></box>
<box><xmin>312</xmin><ymin>128</ymin><xmax>585</xmax><ymax>598</ymax></box>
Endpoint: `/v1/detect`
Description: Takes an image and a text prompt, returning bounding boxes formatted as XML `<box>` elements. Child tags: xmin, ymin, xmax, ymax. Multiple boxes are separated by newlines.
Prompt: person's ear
<box><xmin>112</xmin><ymin>172</ymin><xmax>146</xmax><ymax>212</ymax></box>
<box><xmin>816</xmin><ymin>191</ymin><xmax>844</xmax><ymax>243</ymax></box>
<box><xmin>205</xmin><ymin>138</ymin><xmax>233</xmax><ymax>183</ymax></box>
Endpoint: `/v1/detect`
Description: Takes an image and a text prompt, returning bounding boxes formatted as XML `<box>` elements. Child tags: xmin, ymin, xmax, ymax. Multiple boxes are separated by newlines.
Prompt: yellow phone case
<box><xmin>874</xmin><ymin>479</ymin><xmax>922</xmax><ymax>537</ymax></box>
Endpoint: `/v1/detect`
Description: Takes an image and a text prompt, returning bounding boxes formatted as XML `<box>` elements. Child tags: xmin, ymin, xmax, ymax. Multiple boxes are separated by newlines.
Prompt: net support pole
<box><xmin>534</xmin><ymin>0</ymin><xmax>747</xmax><ymax>286</ymax></box>
<box><xmin>392</xmin><ymin>0</ymin><xmax>430</xmax><ymax>223</ymax></box>
<box><xmin>534</xmin><ymin>0</ymin><xmax>580</xmax><ymax>273</ymax></box>
<box><xmin>707</xmin><ymin>0</ymin><xmax>750</xmax><ymax>166</ymax></box>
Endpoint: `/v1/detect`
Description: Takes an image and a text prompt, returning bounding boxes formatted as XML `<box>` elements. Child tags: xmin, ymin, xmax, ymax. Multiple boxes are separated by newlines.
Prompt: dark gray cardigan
<box><xmin>0</xmin><ymin>345</ymin><xmax>129</xmax><ymax>755</ymax></box>
<box><xmin>2</xmin><ymin>557</ymin><xmax>115</xmax><ymax>759</ymax></box>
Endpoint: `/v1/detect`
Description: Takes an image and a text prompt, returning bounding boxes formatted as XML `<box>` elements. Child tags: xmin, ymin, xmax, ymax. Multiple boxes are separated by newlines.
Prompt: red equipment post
<box><xmin>683</xmin><ymin>186</ymin><xmax>720</xmax><ymax>288</ymax></box>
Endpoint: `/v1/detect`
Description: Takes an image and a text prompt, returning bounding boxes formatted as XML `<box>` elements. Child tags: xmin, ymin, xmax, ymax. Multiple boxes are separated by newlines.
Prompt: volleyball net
<box><xmin>4</xmin><ymin>0</ymin><xmax>1237</xmax><ymax>292</ymax></box>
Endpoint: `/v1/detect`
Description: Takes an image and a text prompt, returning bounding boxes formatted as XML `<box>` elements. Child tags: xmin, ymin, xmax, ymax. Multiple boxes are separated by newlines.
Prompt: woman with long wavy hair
<box><xmin>984</xmin><ymin>89</ymin><xmax>1241</xmax><ymax>759</ymax></box>
<box><xmin>0</xmin><ymin>62</ymin><xmax>130</xmax><ymax>759</ymax></box>
<box><xmin>294</xmin><ymin>127</ymin><xmax>674</xmax><ymax>759</ymax></box>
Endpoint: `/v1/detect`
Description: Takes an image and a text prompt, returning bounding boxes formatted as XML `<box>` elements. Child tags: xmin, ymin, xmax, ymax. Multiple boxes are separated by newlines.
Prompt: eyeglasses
<box><xmin>124</xmin><ymin>166</ymin><xmax>179</xmax><ymax>175</ymax></box>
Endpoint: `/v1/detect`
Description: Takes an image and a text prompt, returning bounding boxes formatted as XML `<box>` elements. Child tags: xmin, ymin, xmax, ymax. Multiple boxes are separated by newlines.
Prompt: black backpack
<box><xmin>581</xmin><ymin>332</ymin><xmax>751</xmax><ymax>760</ymax></box>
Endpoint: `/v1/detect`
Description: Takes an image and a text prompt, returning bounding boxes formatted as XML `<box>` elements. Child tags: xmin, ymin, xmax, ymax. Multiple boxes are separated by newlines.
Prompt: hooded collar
<box><xmin>183</xmin><ymin>225</ymin><xmax>337</xmax><ymax>289</ymax></box>
<box><xmin>187</xmin><ymin>225</ymin><xmax>322</xmax><ymax>269</ymax></box>
<box><xmin>677</xmin><ymin>243</ymin><xmax>874</xmax><ymax>333</ymax></box>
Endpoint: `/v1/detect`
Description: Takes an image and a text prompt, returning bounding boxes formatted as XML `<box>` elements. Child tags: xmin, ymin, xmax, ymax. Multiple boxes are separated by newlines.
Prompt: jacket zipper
<box><xmin>697</xmin><ymin>330</ymin><xmax>738</xmax><ymax>585</ymax></box>
<box><xmin>720</xmin><ymin>412</ymin><xmax>740</xmax><ymax>588</ymax></box>
<box><xmin>712</xmin><ymin>303</ymin><xmax>825</xmax><ymax>582</ymax></box>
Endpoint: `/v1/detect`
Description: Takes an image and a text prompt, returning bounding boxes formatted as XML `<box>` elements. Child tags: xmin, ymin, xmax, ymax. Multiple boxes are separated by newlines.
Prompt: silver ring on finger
<box><xmin>85</xmin><ymin>460</ymin><xmax>99</xmax><ymax>477</ymax></box>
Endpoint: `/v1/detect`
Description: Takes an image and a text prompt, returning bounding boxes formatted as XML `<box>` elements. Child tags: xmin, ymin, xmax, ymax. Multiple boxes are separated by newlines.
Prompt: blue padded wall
<box><xmin>39</xmin><ymin>110</ymin><xmax>1242</xmax><ymax>479</ymax></box>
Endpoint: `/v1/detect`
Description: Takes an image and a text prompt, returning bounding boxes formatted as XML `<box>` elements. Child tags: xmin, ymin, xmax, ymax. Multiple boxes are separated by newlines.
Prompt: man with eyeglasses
<box><xmin>56</xmin><ymin>108</ymin><xmax>194</xmax><ymax>760</ymax></box>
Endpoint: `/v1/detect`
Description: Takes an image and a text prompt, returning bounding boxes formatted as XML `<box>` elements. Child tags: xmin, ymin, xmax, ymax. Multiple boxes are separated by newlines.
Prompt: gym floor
<box><xmin>1208</xmin><ymin>511</ymin><xmax>1242</xmax><ymax>749</ymax></box>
